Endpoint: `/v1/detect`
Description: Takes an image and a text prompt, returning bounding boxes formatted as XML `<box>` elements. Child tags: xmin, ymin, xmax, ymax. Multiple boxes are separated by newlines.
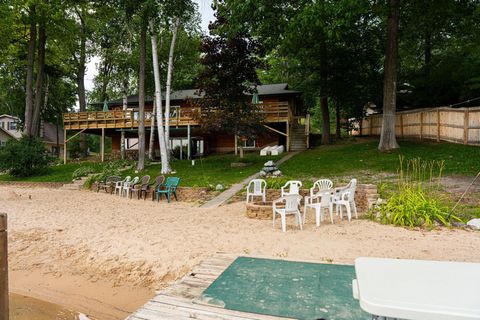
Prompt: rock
<box><xmin>451</xmin><ymin>221</ymin><xmax>467</xmax><ymax>228</ymax></box>
<box><xmin>264</xmin><ymin>160</ymin><xmax>275</xmax><ymax>166</ymax></box>
<box><xmin>215</xmin><ymin>184</ymin><xmax>224</xmax><ymax>191</ymax></box>
<box><xmin>259</xmin><ymin>170</ymin><xmax>266</xmax><ymax>176</ymax></box>
<box><xmin>467</xmin><ymin>218</ymin><xmax>480</xmax><ymax>230</ymax></box>
<box><xmin>272</xmin><ymin>170</ymin><xmax>282</xmax><ymax>177</ymax></box>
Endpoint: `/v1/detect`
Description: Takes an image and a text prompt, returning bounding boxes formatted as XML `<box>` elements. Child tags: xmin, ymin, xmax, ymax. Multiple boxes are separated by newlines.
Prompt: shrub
<box><xmin>0</xmin><ymin>137</ymin><xmax>51</xmax><ymax>177</ymax></box>
<box><xmin>372</xmin><ymin>156</ymin><xmax>460</xmax><ymax>227</ymax></box>
<box><xmin>72</xmin><ymin>166</ymin><xmax>95</xmax><ymax>180</ymax></box>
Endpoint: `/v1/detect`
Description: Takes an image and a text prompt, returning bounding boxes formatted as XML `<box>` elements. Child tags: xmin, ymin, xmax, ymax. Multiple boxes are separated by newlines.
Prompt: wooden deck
<box><xmin>126</xmin><ymin>254</ymin><xmax>293</xmax><ymax>320</ymax></box>
<box><xmin>64</xmin><ymin>102</ymin><xmax>292</xmax><ymax>131</ymax></box>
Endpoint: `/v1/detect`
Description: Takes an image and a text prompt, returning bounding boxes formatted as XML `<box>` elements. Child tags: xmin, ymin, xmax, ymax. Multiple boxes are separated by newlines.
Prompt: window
<box><xmin>0</xmin><ymin>140</ymin><xmax>5</xmax><ymax>147</ymax></box>
<box><xmin>243</xmin><ymin>137</ymin><xmax>256</xmax><ymax>148</ymax></box>
<box><xmin>0</xmin><ymin>122</ymin><xmax>4</xmax><ymax>129</ymax></box>
<box><xmin>8</xmin><ymin>122</ymin><xmax>17</xmax><ymax>130</ymax></box>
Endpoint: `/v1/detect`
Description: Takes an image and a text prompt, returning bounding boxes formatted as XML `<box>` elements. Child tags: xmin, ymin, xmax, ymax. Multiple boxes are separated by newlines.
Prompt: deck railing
<box><xmin>63</xmin><ymin>102</ymin><xmax>292</xmax><ymax>130</ymax></box>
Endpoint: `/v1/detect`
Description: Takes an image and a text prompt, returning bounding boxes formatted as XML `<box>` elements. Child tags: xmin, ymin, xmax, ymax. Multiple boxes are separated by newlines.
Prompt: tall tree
<box><xmin>137</xmin><ymin>14</ymin><xmax>147</xmax><ymax>171</ymax></box>
<box><xmin>196</xmin><ymin>5</ymin><xmax>264</xmax><ymax>158</ymax></box>
<box><xmin>24</xmin><ymin>6</ymin><xmax>36</xmax><ymax>136</ymax></box>
<box><xmin>378</xmin><ymin>0</ymin><xmax>400</xmax><ymax>151</ymax></box>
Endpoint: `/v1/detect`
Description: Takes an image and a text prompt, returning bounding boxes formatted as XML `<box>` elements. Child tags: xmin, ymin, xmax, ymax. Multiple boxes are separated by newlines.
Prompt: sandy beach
<box><xmin>2</xmin><ymin>185</ymin><xmax>480</xmax><ymax>319</ymax></box>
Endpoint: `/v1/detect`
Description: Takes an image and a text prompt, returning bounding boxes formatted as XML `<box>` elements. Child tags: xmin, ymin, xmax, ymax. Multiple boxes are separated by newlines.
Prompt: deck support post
<box><xmin>286</xmin><ymin>120</ymin><xmax>290</xmax><ymax>152</ymax></box>
<box><xmin>187</xmin><ymin>124</ymin><xmax>191</xmax><ymax>160</ymax></box>
<box><xmin>101</xmin><ymin>128</ymin><xmax>105</xmax><ymax>162</ymax></box>
<box><xmin>63</xmin><ymin>128</ymin><xmax>67</xmax><ymax>164</ymax></box>
<box><xmin>234</xmin><ymin>135</ymin><xmax>238</xmax><ymax>155</ymax></box>
<box><xmin>0</xmin><ymin>213</ymin><xmax>8</xmax><ymax>320</ymax></box>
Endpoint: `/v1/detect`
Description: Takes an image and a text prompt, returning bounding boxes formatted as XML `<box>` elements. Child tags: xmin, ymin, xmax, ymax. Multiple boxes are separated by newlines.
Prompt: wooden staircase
<box><xmin>290</xmin><ymin>123</ymin><xmax>308</xmax><ymax>151</ymax></box>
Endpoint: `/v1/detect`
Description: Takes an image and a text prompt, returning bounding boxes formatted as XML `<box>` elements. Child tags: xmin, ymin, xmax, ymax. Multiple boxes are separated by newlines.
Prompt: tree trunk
<box><xmin>77</xmin><ymin>8</ymin><xmax>88</xmax><ymax>157</ymax></box>
<box><xmin>378</xmin><ymin>0</ymin><xmax>400</xmax><ymax>151</ymax></box>
<box><xmin>148</xmin><ymin>100</ymin><xmax>156</xmax><ymax>160</ymax></box>
<box><xmin>164</xmin><ymin>17</ymin><xmax>181</xmax><ymax>155</ymax></box>
<box><xmin>31</xmin><ymin>22</ymin><xmax>46</xmax><ymax>137</ymax></box>
<box><xmin>137</xmin><ymin>20</ymin><xmax>147</xmax><ymax>171</ymax></box>
<box><xmin>319</xmin><ymin>29</ymin><xmax>330</xmax><ymax>145</ymax></box>
<box><xmin>121</xmin><ymin>79</ymin><xmax>128</xmax><ymax>160</ymax></box>
<box><xmin>24</xmin><ymin>13</ymin><xmax>36</xmax><ymax>137</ymax></box>
<box><xmin>335</xmin><ymin>100</ymin><xmax>341</xmax><ymax>140</ymax></box>
<box><xmin>150</xmin><ymin>20</ymin><xmax>170</xmax><ymax>174</ymax></box>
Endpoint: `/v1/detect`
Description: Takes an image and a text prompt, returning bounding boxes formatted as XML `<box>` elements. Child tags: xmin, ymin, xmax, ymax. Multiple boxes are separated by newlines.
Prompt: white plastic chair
<box><xmin>246</xmin><ymin>179</ymin><xmax>267</xmax><ymax>203</ymax></box>
<box><xmin>311</xmin><ymin>179</ymin><xmax>333</xmax><ymax>197</ymax></box>
<box><xmin>333</xmin><ymin>178</ymin><xmax>358</xmax><ymax>221</ymax></box>
<box><xmin>122</xmin><ymin>176</ymin><xmax>139</xmax><ymax>198</ymax></box>
<box><xmin>115</xmin><ymin>176</ymin><xmax>131</xmax><ymax>196</ymax></box>
<box><xmin>281</xmin><ymin>180</ymin><xmax>302</xmax><ymax>197</ymax></box>
<box><xmin>272</xmin><ymin>194</ymin><xmax>302</xmax><ymax>232</ymax></box>
<box><xmin>304</xmin><ymin>191</ymin><xmax>334</xmax><ymax>226</ymax></box>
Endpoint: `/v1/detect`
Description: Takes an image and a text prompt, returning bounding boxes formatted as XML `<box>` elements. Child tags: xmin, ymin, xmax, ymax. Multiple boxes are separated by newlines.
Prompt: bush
<box><xmin>371</xmin><ymin>156</ymin><xmax>460</xmax><ymax>227</ymax></box>
<box><xmin>0</xmin><ymin>137</ymin><xmax>51</xmax><ymax>177</ymax></box>
<box><xmin>72</xmin><ymin>166</ymin><xmax>95</xmax><ymax>180</ymax></box>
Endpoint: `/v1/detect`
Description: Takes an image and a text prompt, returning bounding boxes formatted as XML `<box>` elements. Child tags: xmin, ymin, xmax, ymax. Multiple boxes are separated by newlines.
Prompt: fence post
<box><xmin>437</xmin><ymin>109</ymin><xmax>440</xmax><ymax>142</ymax></box>
<box><xmin>464</xmin><ymin>109</ymin><xmax>469</xmax><ymax>145</ymax></box>
<box><xmin>420</xmin><ymin>112</ymin><xmax>424</xmax><ymax>140</ymax></box>
<box><xmin>0</xmin><ymin>213</ymin><xmax>8</xmax><ymax>320</ymax></box>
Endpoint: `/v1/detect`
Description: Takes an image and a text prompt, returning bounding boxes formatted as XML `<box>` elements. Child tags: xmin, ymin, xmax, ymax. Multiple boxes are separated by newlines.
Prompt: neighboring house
<box><xmin>0</xmin><ymin>114</ymin><xmax>64</xmax><ymax>156</ymax></box>
<box><xmin>63</xmin><ymin>83</ymin><xmax>309</xmax><ymax>161</ymax></box>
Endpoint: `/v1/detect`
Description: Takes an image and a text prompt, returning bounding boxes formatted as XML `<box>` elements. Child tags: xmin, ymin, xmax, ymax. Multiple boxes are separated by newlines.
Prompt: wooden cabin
<box><xmin>62</xmin><ymin>83</ymin><xmax>309</xmax><ymax>163</ymax></box>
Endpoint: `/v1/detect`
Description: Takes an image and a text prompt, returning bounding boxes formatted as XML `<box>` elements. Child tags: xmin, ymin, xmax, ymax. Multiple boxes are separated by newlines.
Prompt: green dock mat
<box><xmin>198</xmin><ymin>257</ymin><xmax>370</xmax><ymax>320</ymax></box>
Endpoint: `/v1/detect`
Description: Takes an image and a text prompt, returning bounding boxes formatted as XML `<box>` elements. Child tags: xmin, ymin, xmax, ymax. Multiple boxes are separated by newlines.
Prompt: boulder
<box><xmin>467</xmin><ymin>218</ymin><xmax>480</xmax><ymax>230</ymax></box>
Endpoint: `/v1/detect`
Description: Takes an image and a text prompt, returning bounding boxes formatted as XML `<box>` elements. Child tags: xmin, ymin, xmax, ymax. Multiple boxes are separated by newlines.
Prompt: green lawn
<box><xmin>280</xmin><ymin>139</ymin><xmax>480</xmax><ymax>185</ymax></box>
<box><xmin>0</xmin><ymin>162</ymin><xmax>104</xmax><ymax>183</ymax></box>
<box><xmin>1</xmin><ymin>139</ymin><xmax>479</xmax><ymax>188</ymax></box>
<box><xmin>126</xmin><ymin>153</ymin><xmax>282</xmax><ymax>188</ymax></box>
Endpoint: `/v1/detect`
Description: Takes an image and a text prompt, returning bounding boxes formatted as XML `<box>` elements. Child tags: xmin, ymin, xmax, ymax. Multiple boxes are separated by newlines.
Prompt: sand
<box><xmin>2</xmin><ymin>185</ymin><xmax>480</xmax><ymax>319</ymax></box>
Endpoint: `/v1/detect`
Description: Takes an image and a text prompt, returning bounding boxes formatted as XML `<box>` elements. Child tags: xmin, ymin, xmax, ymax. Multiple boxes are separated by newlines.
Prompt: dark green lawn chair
<box><xmin>156</xmin><ymin>177</ymin><xmax>180</xmax><ymax>203</ymax></box>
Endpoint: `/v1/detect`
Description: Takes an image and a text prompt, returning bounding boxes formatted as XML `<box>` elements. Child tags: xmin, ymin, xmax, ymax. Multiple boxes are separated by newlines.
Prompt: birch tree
<box><xmin>150</xmin><ymin>20</ymin><xmax>170</xmax><ymax>173</ymax></box>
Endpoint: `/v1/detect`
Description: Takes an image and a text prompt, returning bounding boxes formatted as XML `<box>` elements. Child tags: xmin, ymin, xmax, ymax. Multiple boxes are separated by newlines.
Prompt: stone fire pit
<box><xmin>245</xmin><ymin>201</ymin><xmax>274</xmax><ymax>220</ymax></box>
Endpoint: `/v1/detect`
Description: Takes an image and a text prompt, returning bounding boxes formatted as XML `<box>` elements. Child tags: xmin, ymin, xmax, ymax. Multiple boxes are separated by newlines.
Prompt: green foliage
<box><xmin>373</xmin><ymin>156</ymin><xmax>460</xmax><ymax>227</ymax></box>
<box><xmin>376</xmin><ymin>186</ymin><xmax>452</xmax><ymax>227</ymax></box>
<box><xmin>72</xmin><ymin>166</ymin><xmax>95</xmax><ymax>180</ymax></box>
<box><xmin>0</xmin><ymin>137</ymin><xmax>51</xmax><ymax>177</ymax></box>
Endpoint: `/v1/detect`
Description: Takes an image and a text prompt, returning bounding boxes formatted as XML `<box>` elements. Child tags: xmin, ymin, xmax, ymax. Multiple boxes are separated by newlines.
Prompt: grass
<box><xmin>280</xmin><ymin>138</ymin><xmax>480</xmax><ymax>186</ymax></box>
<box><xmin>0</xmin><ymin>162</ymin><xmax>104</xmax><ymax>183</ymax></box>
<box><xmin>1</xmin><ymin>138</ymin><xmax>479</xmax><ymax>188</ymax></box>
<box><xmin>126</xmin><ymin>153</ymin><xmax>282</xmax><ymax>188</ymax></box>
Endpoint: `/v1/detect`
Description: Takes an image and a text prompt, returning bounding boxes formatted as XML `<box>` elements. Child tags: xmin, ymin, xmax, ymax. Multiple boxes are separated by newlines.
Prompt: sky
<box><xmin>84</xmin><ymin>0</ymin><xmax>214</xmax><ymax>92</ymax></box>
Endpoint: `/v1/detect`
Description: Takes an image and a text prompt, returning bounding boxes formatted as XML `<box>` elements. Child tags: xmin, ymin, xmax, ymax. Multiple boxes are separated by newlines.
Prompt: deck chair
<box><xmin>333</xmin><ymin>178</ymin><xmax>358</xmax><ymax>221</ymax></box>
<box><xmin>131</xmin><ymin>175</ymin><xmax>150</xmax><ymax>199</ymax></box>
<box><xmin>146</xmin><ymin>176</ymin><xmax>165</xmax><ymax>201</ymax></box>
<box><xmin>246</xmin><ymin>179</ymin><xmax>267</xmax><ymax>203</ymax></box>
<box><xmin>115</xmin><ymin>176</ymin><xmax>131</xmax><ymax>196</ymax></box>
<box><xmin>281</xmin><ymin>180</ymin><xmax>302</xmax><ymax>197</ymax></box>
<box><xmin>272</xmin><ymin>194</ymin><xmax>303</xmax><ymax>232</ymax></box>
<box><xmin>122</xmin><ymin>176</ymin><xmax>139</xmax><ymax>198</ymax></box>
<box><xmin>97</xmin><ymin>175</ymin><xmax>121</xmax><ymax>193</ymax></box>
<box><xmin>156</xmin><ymin>177</ymin><xmax>180</xmax><ymax>203</ymax></box>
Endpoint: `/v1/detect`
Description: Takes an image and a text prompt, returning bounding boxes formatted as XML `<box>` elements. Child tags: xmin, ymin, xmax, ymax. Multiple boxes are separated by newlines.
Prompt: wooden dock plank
<box><xmin>126</xmin><ymin>254</ymin><xmax>293</xmax><ymax>320</ymax></box>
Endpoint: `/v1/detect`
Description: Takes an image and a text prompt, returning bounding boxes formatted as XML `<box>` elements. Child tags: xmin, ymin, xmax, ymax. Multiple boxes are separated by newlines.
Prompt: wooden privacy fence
<box><xmin>359</xmin><ymin>106</ymin><xmax>480</xmax><ymax>145</ymax></box>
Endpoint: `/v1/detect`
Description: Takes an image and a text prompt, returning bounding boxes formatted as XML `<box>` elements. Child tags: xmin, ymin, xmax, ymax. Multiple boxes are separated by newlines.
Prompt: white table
<box><xmin>353</xmin><ymin>257</ymin><xmax>480</xmax><ymax>320</ymax></box>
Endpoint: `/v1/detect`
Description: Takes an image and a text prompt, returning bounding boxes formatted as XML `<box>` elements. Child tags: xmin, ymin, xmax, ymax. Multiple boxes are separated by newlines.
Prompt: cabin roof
<box><xmin>92</xmin><ymin>83</ymin><xmax>301</xmax><ymax>107</ymax></box>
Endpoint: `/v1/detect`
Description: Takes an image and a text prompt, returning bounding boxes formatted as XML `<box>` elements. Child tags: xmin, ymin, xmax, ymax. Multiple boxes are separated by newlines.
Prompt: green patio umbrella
<box><xmin>251</xmin><ymin>93</ymin><xmax>260</xmax><ymax>104</ymax></box>
<box><xmin>102</xmin><ymin>100</ymin><xmax>109</xmax><ymax>111</ymax></box>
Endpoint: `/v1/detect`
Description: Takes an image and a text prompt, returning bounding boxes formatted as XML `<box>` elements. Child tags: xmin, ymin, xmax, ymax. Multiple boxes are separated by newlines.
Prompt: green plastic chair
<box><xmin>156</xmin><ymin>177</ymin><xmax>180</xmax><ymax>203</ymax></box>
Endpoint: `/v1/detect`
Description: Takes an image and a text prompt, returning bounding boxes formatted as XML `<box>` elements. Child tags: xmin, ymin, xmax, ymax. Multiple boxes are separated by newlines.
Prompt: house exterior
<box><xmin>63</xmin><ymin>83</ymin><xmax>309</xmax><ymax>162</ymax></box>
<box><xmin>0</xmin><ymin>114</ymin><xmax>64</xmax><ymax>155</ymax></box>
